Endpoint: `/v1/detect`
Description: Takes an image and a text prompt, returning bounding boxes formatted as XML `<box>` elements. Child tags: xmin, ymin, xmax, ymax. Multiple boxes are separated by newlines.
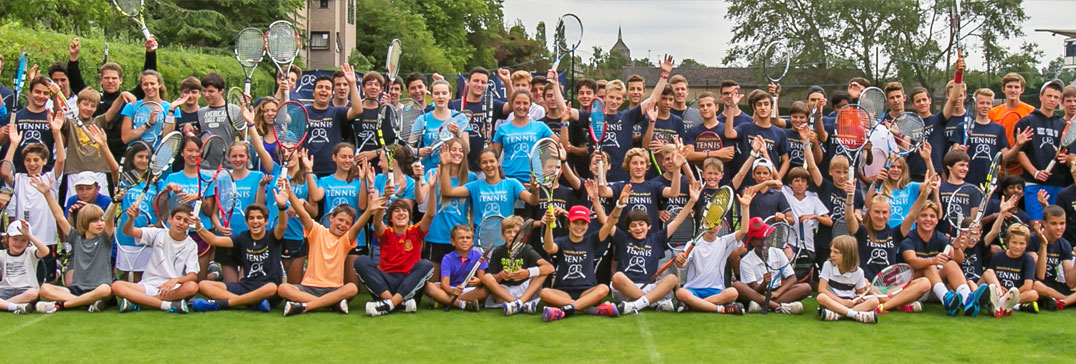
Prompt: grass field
<box><xmin>2</xmin><ymin>296</ymin><xmax>1074</xmax><ymax>363</ymax></box>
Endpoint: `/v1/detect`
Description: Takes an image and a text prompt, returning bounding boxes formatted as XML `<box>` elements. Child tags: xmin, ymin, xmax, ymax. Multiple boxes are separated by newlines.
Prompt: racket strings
<box><xmin>152</xmin><ymin>135</ymin><xmax>183</xmax><ymax>173</ymax></box>
<box><xmin>532</xmin><ymin>141</ymin><xmax>561</xmax><ymax>184</ymax></box>
<box><xmin>763</xmin><ymin>41</ymin><xmax>791</xmax><ymax>81</ymax></box>
<box><xmin>115</xmin><ymin>0</ymin><xmax>141</xmax><ymax>14</ymax></box>
<box><xmin>835</xmin><ymin>106</ymin><xmax>870</xmax><ymax>150</ymax></box>
<box><xmin>236</xmin><ymin>30</ymin><xmax>265</xmax><ymax>66</ymax></box>
<box><xmin>266</xmin><ymin>25</ymin><xmax>299</xmax><ymax>61</ymax></box>
<box><xmin>892</xmin><ymin>114</ymin><xmax>925</xmax><ymax>153</ymax></box>
<box><xmin>275</xmin><ymin>104</ymin><xmax>309</xmax><ymax>146</ymax></box>
<box><xmin>859</xmin><ymin>88</ymin><xmax>886</xmax><ymax>120</ymax></box>
<box><xmin>478</xmin><ymin>218</ymin><xmax>504</xmax><ymax>249</ymax></box>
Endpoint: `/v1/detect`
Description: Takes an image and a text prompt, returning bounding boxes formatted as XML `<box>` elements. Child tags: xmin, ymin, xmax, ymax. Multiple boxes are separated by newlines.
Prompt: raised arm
<box><xmin>734</xmin><ymin>189</ymin><xmax>757</xmax><ymax>241</ymax></box>
<box><xmin>901</xmin><ymin>172</ymin><xmax>939</xmax><ymax>237</ymax></box>
<box><xmin>343</xmin><ymin>64</ymin><xmax>364</xmax><ymax>120</ymax></box>
<box><xmin>584</xmin><ymin>179</ymin><xmax>607</xmax><ymax>226</ymax></box>
<box><xmin>418</xmin><ymin>171</ymin><xmax>438</xmax><ymax>233</ymax></box>
<box><xmin>349</xmin><ymin>194</ymin><xmax>386</xmax><ymax>243</ymax></box>
<box><xmin>18</xmin><ymin>222</ymin><xmax>50</xmax><ymax>259</ymax></box>
<box><xmin>271</xmin><ymin>181</ymin><xmax>289</xmax><ymax>239</ymax></box>
<box><xmin>31</xmin><ymin>178</ymin><xmax>72</xmax><ymax>237</ymax></box>
<box><xmin>665</xmin><ymin>182</ymin><xmax>701</xmax><ymax>239</ymax></box>
<box><xmin>438</xmin><ymin>152</ymin><xmax>470</xmax><ymax>198</ymax></box>
<box><xmin>121</xmin><ymin>205</ymin><xmax>145</xmax><ymax>240</ymax></box>
<box><xmin>49</xmin><ymin>110</ymin><xmax>66</xmax><ymax>174</ymax></box>
<box><xmin>282</xmin><ymin>178</ymin><xmax>315</xmax><ymax>230</ymax></box>
<box><xmin>600</xmin><ymin>184</ymin><xmax>632</xmax><ymax>241</ymax></box>
<box><xmin>193</xmin><ymin>219</ymin><xmax>235</xmax><ymax>248</ymax></box>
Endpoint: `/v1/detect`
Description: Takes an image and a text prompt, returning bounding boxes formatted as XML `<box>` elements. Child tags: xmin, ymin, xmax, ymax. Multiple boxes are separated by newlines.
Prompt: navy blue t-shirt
<box><xmin>612</xmin><ymin>228</ymin><xmax>668</xmax><ymax>283</ymax></box>
<box><xmin>907</xmin><ymin>112</ymin><xmax>946</xmax><ymax>181</ymax></box>
<box><xmin>610</xmin><ymin>179</ymin><xmax>666</xmax><ymax>230</ymax></box>
<box><xmin>938</xmin><ymin>181</ymin><xmax>983</xmax><ymax>237</ymax></box>
<box><xmin>899</xmin><ymin>230</ymin><xmax>949</xmax><ymax>261</ymax></box>
<box><xmin>2</xmin><ymin>108</ymin><xmax>56</xmax><ymax>173</ymax></box>
<box><xmin>1030</xmin><ymin>237</ymin><xmax>1074</xmax><ymax>283</ymax></box>
<box><xmin>960</xmin><ymin>238</ymin><xmax>988</xmax><ymax>281</ymax></box>
<box><xmin>856</xmin><ymin>226</ymin><xmax>901</xmax><ymax>280</ymax></box>
<box><xmin>552</xmin><ymin>233</ymin><xmax>603</xmax><ymax>290</ymax></box>
<box><xmin>1015</xmin><ymin>109</ymin><xmax>1066</xmax><ymax>186</ymax></box>
<box><xmin>947</xmin><ymin>121</ymin><xmax>1009</xmax><ymax>187</ymax></box>
<box><xmin>988</xmin><ymin>251</ymin><xmax>1035</xmax><ymax>290</ymax></box>
<box><xmin>303</xmin><ymin>106</ymin><xmax>350</xmax><ymax>175</ymax></box>
<box><xmin>594</xmin><ymin>110</ymin><xmax>634</xmax><ymax>183</ymax></box>
<box><xmin>747</xmin><ymin>188</ymin><xmax>791</xmax><ymax>222</ymax></box>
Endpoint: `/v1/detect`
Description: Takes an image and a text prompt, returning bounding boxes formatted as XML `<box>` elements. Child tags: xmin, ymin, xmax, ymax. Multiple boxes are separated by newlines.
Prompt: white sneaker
<box><xmin>818</xmin><ymin>307</ymin><xmax>840</xmax><ymax>321</ymax></box>
<box><xmin>503</xmin><ymin>300</ymin><xmax>520</xmax><ymax>316</ymax></box>
<box><xmin>988</xmin><ymin>284</ymin><xmax>1001</xmax><ymax>312</ymax></box>
<box><xmin>337</xmin><ymin>299</ymin><xmax>349</xmax><ymax>314</ymax></box>
<box><xmin>618</xmin><ymin>301</ymin><xmax>640</xmax><ymax>315</ymax></box>
<box><xmin>402</xmin><ymin>299</ymin><xmax>417</xmax><ymax>313</ymax></box>
<box><xmin>779</xmin><ymin>302</ymin><xmax>803</xmax><ymax>315</ymax></box>
<box><xmin>521</xmin><ymin>299</ymin><xmax>539</xmax><ymax>314</ymax></box>
<box><xmin>855</xmin><ymin>311</ymin><xmax>878</xmax><ymax>324</ymax></box>
<box><xmin>365</xmin><ymin>300</ymin><xmax>391</xmax><ymax>317</ymax></box>
<box><xmin>13</xmin><ymin>303</ymin><xmax>31</xmax><ymax>315</ymax></box>
<box><xmin>1003</xmin><ymin>287</ymin><xmax>1020</xmax><ymax>311</ymax></box>
<box><xmin>653</xmin><ymin>299</ymin><xmax>675</xmax><ymax>312</ymax></box>
<box><xmin>748</xmin><ymin>301</ymin><xmax>762</xmax><ymax>314</ymax></box>
<box><xmin>36</xmin><ymin>302</ymin><xmax>58</xmax><ymax>314</ymax></box>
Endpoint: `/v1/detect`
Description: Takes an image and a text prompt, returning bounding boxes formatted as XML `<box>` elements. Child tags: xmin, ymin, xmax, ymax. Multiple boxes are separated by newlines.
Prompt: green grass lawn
<box><xmin>2</xmin><ymin>297</ymin><xmax>1074</xmax><ymax>363</ymax></box>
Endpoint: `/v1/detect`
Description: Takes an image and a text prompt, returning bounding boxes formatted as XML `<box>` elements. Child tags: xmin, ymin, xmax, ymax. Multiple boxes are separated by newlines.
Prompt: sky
<box><xmin>502</xmin><ymin>0</ymin><xmax>1076</xmax><ymax>71</ymax></box>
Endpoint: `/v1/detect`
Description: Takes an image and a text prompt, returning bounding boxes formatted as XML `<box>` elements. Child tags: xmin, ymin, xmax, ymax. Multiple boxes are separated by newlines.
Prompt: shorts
<box><xmin>917</xmin><ymin>290</ymin><xmax>942</xmax><ymax>303</ymax></box>
<box><xmin>484</xmin><ymin>280</ymin><xmax>532</xmax><ymax>308</ymax></box>
<box><xmin>1024</xmin><ymin>184</ymin><xmax>1061</xmax><ymax>220</ymax></box>
<box><xmin>140</xmin><ymin>280</ymin><xmax>181</xmax><ymax>297</ymax></box>
<box><xmin>422</xmin><ymin>243</ymin><xmax>455</xmax><ymax>265</ymax></box>
<box><xmin>561</xmin><ymin>288</ymin><xmax>587</xmax><ymax>300</ymax></box>
<box><xmin>215</xmin><ymin>246</ymin><xmax>239</xmax><ymax>267</ymax></box>
<box><xmin>115</xmin><ymin>244</ymin><xmax>152</xmax><ymax>272</ymax></box>
<box><xmin>192</xmin><ymin>233</ymin><xmax>214</xmax><ymax>257</ymax></box>
<box><xmin>298</xmin><ymin>285</ymin><xmax>337</xmax><ymax>297</ymax></box>
<box><xmin>611</xmin><ymin>282</ymin><xmax>670</xmax><ymax>303</ymax></box>
<box><xmin>281</xmin><ymin>238</ymin><xmax>307</xmax><ymax>259</ymax></box>
<box><xmin>0</xmin><ymin>287</ymin><xmax>31</xmax><ymax>300</ymax></box>
<box><xmin>685</xmin><ymin>287</ymin><xmax>723</xmax><ymax>299</ymax></box>
<box><xmin>349</xmin><ymin>245</ymin><xmax>370</xmax><ymax>256</ymax></box>
<box><xmin>1043</xmin><ymin>280</ymin><xmax>1074</xmax><ymax>296</ymax></box>
<box><xmin>226</xmin><ymin>280</ymin><xmax>275</xmax><ymax>296</ymax></box>
<box><xmin>67</xmin><ymin>285</ymin><xmax>101</xmax><ymax>296</ymax></box>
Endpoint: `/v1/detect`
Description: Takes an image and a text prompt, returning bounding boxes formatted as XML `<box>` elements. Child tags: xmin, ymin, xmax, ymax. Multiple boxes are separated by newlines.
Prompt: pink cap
<box><xmin>568</xmin><ymin>206</ymin><xmax>591</xmax><ymax>223</ymax></box>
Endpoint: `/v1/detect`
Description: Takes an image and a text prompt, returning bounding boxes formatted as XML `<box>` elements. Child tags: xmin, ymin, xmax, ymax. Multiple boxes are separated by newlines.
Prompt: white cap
<box><xmin>752</xmin><ymin>157</ymin><xmax>775</xmax><ymax>172</ymax></box>
<box><xmin>6</xmin><ymin>220</ymin><xmax>25</xmax><ymax>237</ymax></box>
<box><xmin>73</xmin><ymin>171</ymin><xmax>98</xmax><ymax>187</ymax></box>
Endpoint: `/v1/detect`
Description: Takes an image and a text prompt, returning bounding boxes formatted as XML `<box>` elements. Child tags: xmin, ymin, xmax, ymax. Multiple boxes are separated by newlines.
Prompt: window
<box><xmin>311</xmin><ymin>32</ymin><xmax>330</xmax><ymax>50</ymax></box>
<box><xmin>348</xmin><ymin>0</ymin><xmax>355</xmax><ymax>24</ymax></box>
<box><xmin>319</xmin><ymin>0</ymin><xmax>329</xmax><ymax>8</ymax></box>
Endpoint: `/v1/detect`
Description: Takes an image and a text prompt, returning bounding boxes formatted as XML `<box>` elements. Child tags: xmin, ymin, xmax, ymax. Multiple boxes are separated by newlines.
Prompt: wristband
<box><xmin>615</xmin><ymin>202</ymin><xmax>627</xmax><ymax>209</ymax></box>
<box><xmin>954</xmin><ymin>69</ymin><xmax>964</xmax><ymax>84</ymax></box>
<box><xmin>278</xmin><ymin>202</ymin><xmax>290</xmax><ymax>211</ymax></box>
<box><xmin>661</xmin><ymin>75</ymin><xmax>669</xmax><ymax>80</ymax></box>
<box><xmin>527</xmin><ymin>267</ymin><xmax>540</xmax><ymax>278</ymax></box>
<box><xmin>706</xmin><ymin>150</ymin><xmax>710</xmax><ymax>158</ymax></box>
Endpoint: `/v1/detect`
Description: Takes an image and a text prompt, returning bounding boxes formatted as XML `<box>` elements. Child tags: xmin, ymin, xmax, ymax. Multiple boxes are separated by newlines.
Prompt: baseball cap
<box><xmin>752</xmin><ymin>157</ymin><xmax>775</xmax><ymax>173</ymax></box>
<box><xmin>1040</xmin><ymin>79</ymin><xmax>1065</xmax><ymax>94</ymax></box>
<box><xmin>73</xmin><ymin>171</ymin><xmax>98</xmax><ymax>187</ymax></box>
<box><xmin>6</xmin><ymin>220</ymin><xmax>25</xmax><ymax>237</ymax></box>
<box><xmin>568</xmin><ymin>206</ymin><xmax>591</xmax><ymax>223</ymax></box>
<box><xmin>746</xmin><ymin>217</ymin><xmax>774</xmax><ymax>240</ymax></box>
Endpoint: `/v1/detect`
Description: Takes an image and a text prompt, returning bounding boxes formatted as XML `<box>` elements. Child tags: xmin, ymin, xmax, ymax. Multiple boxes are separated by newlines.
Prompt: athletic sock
<box><xmin>846</xmin><ymin>309</ymin><xmax>859</xmax><ymax>319</ymax></box>
<box><xmin>458</xmin><ymin>300</ymin><xmax>467</xmax><ymax>309</ymax></box>
<box><xmin>956</xmin><ymin>284</ymin><xmax>971</xmax><ymax>298</ymax></box>
<box><xmin>384</xmin><ymin>299</ymin><xmax>396</xmax><ymax>311</ymax></box>
<box><xmin>215</xmin><ymin>300</ymin><xmax>230</xmax><ymax>309</ymax></box>
<box><xmin>6</xmin><ymin>303</ymin><xmax>17</xmax><ymax>311</ymax></box>
<box><xmin>160</xmin><ymin>301</ymin><xmax>173</xmax><ymax>311</ymax></box>
<box><xmin>932</xmin><ymin>282</ymin><xmax>948</xmax><ymax>300</ymax></box>
<box><xmin>561</xmin><ymin>304</ymin><xmax>576</xmax><ymax>317</ymax></box>
<box><xmin>633</xmin><ymin>296</ymin><xmax>650</xmax><ymax>308</ymax></box>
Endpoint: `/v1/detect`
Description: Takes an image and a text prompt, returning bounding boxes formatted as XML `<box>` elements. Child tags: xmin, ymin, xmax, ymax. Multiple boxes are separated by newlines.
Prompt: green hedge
<box><xmin>0</xmin><ymin>22</ymin><xmax>282</xmax><ymax>98</ymax></box>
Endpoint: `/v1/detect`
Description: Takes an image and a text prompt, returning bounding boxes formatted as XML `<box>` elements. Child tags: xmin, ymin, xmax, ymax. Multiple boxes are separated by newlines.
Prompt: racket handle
<box><xmin>387</xmin><ymin>170</ymin><xmax>396</xmax><ymax>199</ymax></box>
<box><xmin>597</xmin><ymin>160</ymin><xmax>606</xmax><ymax>186</ymax></box>
<box><xmin>1045</xmin><ymin>159</ymin><xmax>1058</xmax><ymax>174</ymax></box>
<box><xmin>954</xmin><ymin>69</ymin><xmax>964</xmax><ymax>84</ymax></box>
<box><xmin>770</xmin><ymin>95</ymin><xmax>778</xmax><ymax>118</ymax></box>
<box><xmin>244</xmin><ymin>83</ymin><xmax>251</xmax><ymax>96</ymax></box>
<box><xmin>548</xmin><ymin>205</ymin><xmax>556</xmax><ymax>229</ymax></box>
<box><xmin>141</xmin><ymin>28</ymin><xmax>157</xmax><ymax>50</ymax></box>
<box><xmin>936</xmin><ymin>244</ymin><xmax>952</xmax><ymax>270</ymax></box>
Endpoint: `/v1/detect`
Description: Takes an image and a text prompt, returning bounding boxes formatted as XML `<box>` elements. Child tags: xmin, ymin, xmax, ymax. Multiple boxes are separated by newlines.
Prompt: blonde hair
<box><xmin>623</xmin><ymin>148</ymin><xmax>650</xmax><ymax>171</ymax></box>
<box><xmin>879</xmin><ymin>157</ymin><xmax>910</xmax><ymax>197</ymax></box>
<box><xmin>702</xmin><ymin>158</ymin><xmax>724</xmax><ymax>173</ymax></box>
<box><xmin>1005</xmin><ymin>223</ymin><xmax>1030</xmax><ymax>245</ymax></box>
<box><xmin>502</xmin><ymin>215</ymin><xmax>524</xmax><ymax>233</ymax></box>
<box><xmin>606</xmin><ymin>80</ymin><xmax>625</xmax><ymax>95</ymax></box>
<box><xmin>831</xmin><ymin>235</ymin><xmax>859</xmax><ymax>273</ymax></box>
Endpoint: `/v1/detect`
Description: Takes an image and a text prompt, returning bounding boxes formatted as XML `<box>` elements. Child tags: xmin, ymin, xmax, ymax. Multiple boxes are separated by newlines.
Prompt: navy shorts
<box><xmin>226</xmin><ymin>280</ymin><xmax>275</xmax><ymax>296</ymax></box>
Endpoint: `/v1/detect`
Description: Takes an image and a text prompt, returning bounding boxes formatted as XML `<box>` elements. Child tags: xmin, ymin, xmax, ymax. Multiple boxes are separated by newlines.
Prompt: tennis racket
<box><xmin>974</xmin><ymin>152</ymin><xmax>1003</xmax><ymax>224</ymax></box>
<box><xmin>834</xmin><ymin>104</ymin><xmax>874</xmax><ymax>182</ymax></box>
<box><xmin>375</xmin><ymin>104</ymin><xmax>398</xmax><ymax>197</ymax></box>
<box><xmin>115</xmin><ymin>141</ymin><xmax>153</xmax><ymax>203</ymax></box>
<box><xmin>1044</xmin><ymin>120</ymin><xmax>1076</xmax><ymax>172</ymax></box>
<box><xmin>641</xmin><ymin>186</ymin><xmax>734</xmax><ymax>290</ymax></box>
<box><xmin>508</xmin><ymin>218</ymin><xmax>537</xmax><ymax>269</ymax></box>
<box><xmin>235</xmin><ymin>27</ymin><xmax>265</xmax><ymax>95</ymax></box>
<box><xmin>831</xmin><ymin>216</ymin><xmax>849</xmax><ymax>238</ymax></box>
<box><xmin>0</xmin><ymin>160</ymin><xmax>14</xmax><ymax>228</ymax></box>
<box><xmin>481</xmin><ymin>81</ymin><xmax>495</xmax><ymax>147</ymax></box>
<box><xmin>961</xmin><ymin>100</ymin><xmax>974</xmax><ymax>146</ymax></box>
<box><xmin>226</xmin><ymin>86</ymin><xmax>247</xmax><ymax>140</ymax></box>
<box><xmin>131</xmin><ymin>132</ymin><xmax>183</xmax><ymax>214</ymax></box>
<box><xmin>46</xmin><ymin>79</ymin><xmax>90</xmax><ymax>145</ymax></box>
<box><xmin>859</xmin><ymin>86</ymin><xmax>887</xmax><ymax>123</ymax></box>
<box><xmin>856</xmin><ymin>263</ymin><xmax>913</xmax><ymax>300</ymax></box>
<box><xmin>650</xmin><ymin>129</ymin><xmax>672</xmax><ymax>176</ymax></box>
<box><xmin>939</xmin><ymin>184</ymin><xmax>975</xmax><ymax>269</ymax></box>
<box><xmin>877</xmin><ymin>112</ymin><xmax>926</xmax><ymax>182</ymax></box>
<box><xmin>589</xmin><ymin>98</ymin><xmax>608</xmax><ymax>186</ymax></box>
<box><xmin>11</xmin><ymin>52</ymin><xmax>27</xmax><ymax>111</ymax></box>
<box><xmin>427</xmin><ymin>112</ymin><xmax>466</xmax><ymax>152</ymax></box>
<box><xmin>761</xmin><ymin>40</ymin><xmax>790</xmax><ymax>119</ymax></box>
<box><xmin>272</xmin><ymin>101</ymin><xmax>310</xmax><ymax>169</ymax></box>
<box><xmin>384</xmin><ymin>39</ymin><xmax>402</xmax><ymax>100</ymax></box>
<box><xmin>682</xmin><ymin>104</ymin><xmax>703</xmax><ymax>130</ymax></box>
<box><xmin>132</xmin><ymin>100</ymin><xmax>163</xmax><ymax>145</ymax></box>
<box><xmin>214</xmin><ymin>171</ymin><xmax>239</xmax><ymax>230</ymax></box>
<box><xmin>193</xmin><ymin>135</ymin><xmax>230</xmax><ymax>217</ymax></box>
<box><xmin>530</xmin><ymin>138</ymin><xmax>562</xmax><ymax>229</ymax></box>
<box><xmin>761</xmin><ymin>220</ymin><xmax>796</xmax><ymax>314</ymax></box>
<box><xmin>551</xmin><ymin>14</ymin><xmax>583</xmax><ymax>71</ymax></box>
<box><xmin>666</xmin><ymin>206</ymin><xmax>695</xmax><ymax>248</ymax></box>
<box><xmin>446</xmin><ymin>214</ymin><xmax>505</xmax><ymax>311</ymax></box>
<box><xmin>952</xmin><ymin>0</ymin><xmax>963</xmax><ymax>56</ymax></box>
<box><xmin>396</xmin><ymin>98</ymin><xmax>422</xmax><ymax>148</ymax></box>
<box><xmin>265</xmin><ymin>21</ymin><xmax>300</xmax><ymax>102</ymax></box>
<box><xmin>111</xmin><ymin>0</ymin><xmax>155</xmax><ymax>49</ymax></box>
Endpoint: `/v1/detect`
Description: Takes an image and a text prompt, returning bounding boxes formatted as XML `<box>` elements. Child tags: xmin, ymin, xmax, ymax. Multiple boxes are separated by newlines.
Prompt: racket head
<box><xmin>714</xmin><ymin>220</ymin><xmax>732</xmax><ymax>237</ymax></box>
<box><xmin>1062</xmin><ymin>122</ymin><xmax>1076</xmax><ymax>147</ymax></box>
<box><xmin>668</xmin><ymin>214</ymin><xmax>696</xmax><ymax>246</ymax></box>
<box><xmin>214</xmin><ymin>172</ymin><xmax>239</xmax><ymax>223</ymax></box>
<box><xmin>226</xmin><ymin>87</ymin><xmax>247</xmax><ymax>131</ymax></box>
<box><xmin>200</xmin><ymin>135</ymin><xmax>229</xmax><ymax>172</ymax></box>
<box><xmin>694</xmin><ymin>131</ymin><xmax>723</xmax><ymax>153</ymax></box>
<box><xmin>859</xmin><ymin>87</ymin><xmax>887</xmax><ymax>121</ymax></box>
<box><xmin>558</xmin><ymin>14</ymin><xmax>583</xmax><ymax>52</ymax></box>
<box><xmin>118</xmin><ymin>141</ymin><xmax>153</xmax><ymax>190</ymax></box>
<box><xmin>835</xmin><ymin>105</ymin><xmax>871</xmax><ymax>152</ymax></box>
<box><xmin>589</xmin><ymin>98</ymin><xmax>606</xmax><ymax>143</ymax></box>
<box><xmin>274</xmin><ymin>101</ymin><xmax>310</xmax><ymax>148</ymax></box>
<box><xmin>763</xmin><ymin>221</ymin><xmax>795</xmax><ymax>250</ymax></box>
<box><xmin>396</xmin><ymin>98</ymin><xmax>422</xmax><ymax>144</ymax></box>
<box><xmin>983</xmin><ymin>151</ymin><xmax>1002</xmax><ymax>191</ymax></box>
<box><xmin>510</xmin><ymin>218</ymin><xmax>537</xmax><ymax>255</ymax></box>
<box><xmin>702</xmin><ymin>186</ymin><xmax>734</xmax><ymax>229</ymax></box>
<box><xmin>529</xmin><ymin>138</ymin><xmax>562</xmax><ymax>187</ymax></box>
<box><xmin>133</xmin><ymin>100</ymin><xmax>163</xmax><ymax>129</ymax></box>
<box><xmin>944</xmin><ymin>185</ymin><xmax>973</xmax><ymax>229</ymax></box>
<box><xmin>151</xmin><ymin>132</ymin><xmax>184</xmax><ymax>175</ymax></box>
<box><xmin>682</xmin><ymin>106</ymin><xmax>703</xmax><ymax>129</ymax></box>
<box><xmin>890</xmin><ymin>112</ymin><xmax>926</xmax><ymax>154</ymax></box>
<box><xmin>762</xmin><ymin>40</ymin><xmax>791</xmax><ymax>82</ymax></box>
<box><xmin>385</xmin><ymin>39</ymin><xmax>402</xmax><ymax>81</ymax></box>
<box><xmin>112</xmin><ymin>0</ymin><xmax>142</xmax><ymax>16</ymax></box>
<box><xmin>477</xmin><ymin>215</ymin><xmax>506</xmax><ymax>250</ymax></box>
<box><xmin>872</xmin><ymin>263</ymin><xmax>913</xmax><ymax>294</ymax></box>
<box><xmin>831</xmin><ymin>217</ymin><xmax>850</xmax><ymax>237</ymax></box>
<box><xmin>265</xmin><ymin>21</ymin><xmax>300</xmax><ymax>63</ymax></box>
<box><xmin>235</xmin><ymin>27</ymin><xmax>266</xmax><ymax>67</ymax></box>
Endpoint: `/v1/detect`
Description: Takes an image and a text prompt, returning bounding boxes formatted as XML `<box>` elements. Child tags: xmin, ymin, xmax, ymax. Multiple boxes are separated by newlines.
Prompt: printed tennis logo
<box><xmin>695</xmin><ymin>133</ymin><xmax>722</xmax><ymax>151</ymax></box>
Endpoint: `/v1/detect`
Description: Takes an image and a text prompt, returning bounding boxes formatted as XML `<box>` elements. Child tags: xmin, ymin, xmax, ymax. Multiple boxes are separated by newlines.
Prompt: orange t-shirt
<box><xmin>301</xmin><ymin>224</ymin><xmax>357</xmax><ymax>288</ymax></box>
<box><xmin>989</xmin><ymin>102</ymin><xmax>1035</xmax><ymax>176</ymax></box>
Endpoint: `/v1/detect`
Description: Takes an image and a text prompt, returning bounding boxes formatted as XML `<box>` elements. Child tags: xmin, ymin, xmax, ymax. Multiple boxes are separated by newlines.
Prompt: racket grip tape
<box><xmin>548</xmin><ymin>205</ymin><xmax>556</xmax><ymax>229</ymax></box>
<box><xmin>936</xmin><ymin>244</ymin><xmax>952</xmax><ymax>270</ymax></box>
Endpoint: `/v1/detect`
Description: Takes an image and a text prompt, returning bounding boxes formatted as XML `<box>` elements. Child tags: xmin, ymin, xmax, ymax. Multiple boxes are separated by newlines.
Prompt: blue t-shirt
<box><xmin>947</xmin><ymin>121</ymin><xmax>1009</xmax><ymax>187</ymax></box>
<box><xmin>304</xmin><ymin>106</ymin><xmax>349</xmax><ymax>175</ymax></box>
<box><xmin>267</xmin><ymin>164</ymin><xmax>310</xmax><ymax>241</ymax></box>
<box><xmin>449</xmin><ymin>98</ymin><xmax>507</xmax><ymax>173</ymax></box>
<box><xmin>162</xmin><ymin>170</ymin><xmax>213</xmax><ymax>229</ymax></box>
<box><xmin>440</xmin><ymin>249</ymin><xmax>487</xmax><ymax>287</ymax></box>
<box><xmin>120</xmin><ymin>99</ymin><xmax>172</xmax><ymax>145</ymax></box>
<box><xmin>491</xmin><ymin>120</ymin><xmax>554</xmax><ymax>183</ymax></box>
<box><xmin>317</xmin><ymin>174</ymin><xmax>366</xmax><ymax>246</ymax></box>
<box><xmin>426</xmin><ymin>168</ymin><xmax>477</xmax><ymax>245</ymax></box>
<box><xmin>748</xmin><ymin>188</ymin><xmax>791</xmax><ymax>222</ymax></box>
<box><xmin>373</xmin><ymin>174</ymin><xmax>416</xmax><ymax>205</ymax></box>
<box><xmin>885</xmin><ymin>183</ymin><xmax>921</xmax><ymax>228</ymax></box>
<box><xmin>988</xmin><ymin>251</ymin><xmax>1035</xmax><ymax>290</ymax></box>
<box><xmin>463</xmin><ymin>178</ymin><xmax>525</xmax><ymax>223</ymax></box>
<box><xmin>612</xmin><ymin>228</ymin><xmax>668</xmax><ymax>283</ymax></box>
<box><xmin>63</xmin><ymin>194</ymin><xmax>112</xmax><ymax>218</ymax></box>
<box><xmin>610</xmin><ymin>179</ymin><xmax>666</xmax><ymax>230</ymax></box>
<box><xmin>552</xmin><ymin>233</ymin><xmax>604</xmax><ymax>290</ymax></box>
<box><xmin>117</xmin><ymin>180</ymin><xmax>160</xmax><ymax>247</ymax></box>
<box><xmin>228</xmin><ymin>171</ymin><xmax>265</xmax><ymax>234</ymax></box>
<box><xmin>414</xmin><ymin>111</ymin><xmax>470</xmax><ymax>172</ymax></box>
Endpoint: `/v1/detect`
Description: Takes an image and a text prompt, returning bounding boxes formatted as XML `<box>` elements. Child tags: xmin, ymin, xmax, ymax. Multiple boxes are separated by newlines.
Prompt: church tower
<box><xmin>611</xmin><ymin>25</ymin><xmax>630</xmax><ymax>64</ymax></box>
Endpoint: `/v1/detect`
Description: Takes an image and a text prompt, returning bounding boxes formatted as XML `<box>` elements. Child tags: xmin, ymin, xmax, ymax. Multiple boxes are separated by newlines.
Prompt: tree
<box><xmin>724</xmin><ymin>0</ymin><xmax>1034</xmax><ymax>93</ymax></box>
<box><xmin>354</xmin><ymin>0</ymin><xmax>455</xmax><ymax>74</ymax></box>
<box><xmin>680</xmin><ymin>58</ymin><xmax>706</xmax><ymax>68</ymax></box>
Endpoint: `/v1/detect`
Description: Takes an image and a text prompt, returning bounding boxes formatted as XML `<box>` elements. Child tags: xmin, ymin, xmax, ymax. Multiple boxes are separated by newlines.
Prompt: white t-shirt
<box><xmin>6</xmin><ymin>172</ymin><xmax>61</xmax><ymax>245</ymax></box>
<box><xmin>739</xmin><ymin>247</ymin><xmax>794</xmax><ymax>286</ymax></box>
<box><xmin>819</xmin><ymin>260</ymin><xmax>866</xmax><ymax>299</ymax></box>
<box><xmin>781</xmin><ymin>185</ymin><xmax>829</xmax><ymax>252</ymax></box>
<box><xmin>863</xmin><ymin>122</ymin><xmax>896</xmax><ymax>178</ymax></box>
<box><xmin>138</xmin><ymin>227</ymin><xmax>200</xmax><ymax>285</ymax></box>
<box><xmin>0</xmin><ymin>245</ymin><xmax>42</xmax><ymax>290</ymax></box>
<box><xmin>683</xmin><ymin>233</ymin><xmax>740</xmax><ymax>290</ymax></box>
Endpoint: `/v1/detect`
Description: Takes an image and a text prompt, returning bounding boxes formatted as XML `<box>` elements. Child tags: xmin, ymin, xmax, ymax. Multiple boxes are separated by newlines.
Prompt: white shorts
<box><xmin>610</xmin><ymin>282</ymin><xmax>672</xmax><ymax>303</ymax></box>
<box><xmin>917</xmin><ymin>290</ymin><xmax>942</xmax><ymax>303</ymax></box>
<box><xmin>139</xmin><ymin>280</ymin><xmax>181</xmax><ymax>297</ymax></box>
<box><xmin>116</xmin><ymin>244</ymin><xmax>151</xmax><ymax>272</ymax></box>
<box><xmin>484</xmin><ymin>280</ymin><xmax>532</xmax><ymax>308</ymax></box>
